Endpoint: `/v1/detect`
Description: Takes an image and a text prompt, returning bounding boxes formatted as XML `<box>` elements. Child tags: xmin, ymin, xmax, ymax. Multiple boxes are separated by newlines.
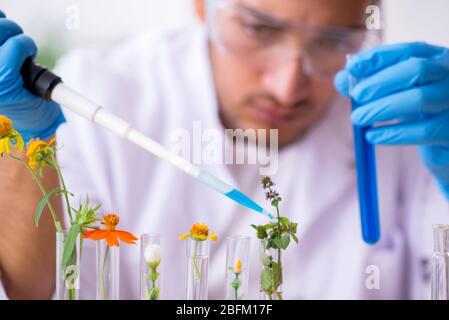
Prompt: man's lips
<box><xmin>251</xmin><ymin>103</ymin><xmax>306</xmax><ymax>125</ymax></box>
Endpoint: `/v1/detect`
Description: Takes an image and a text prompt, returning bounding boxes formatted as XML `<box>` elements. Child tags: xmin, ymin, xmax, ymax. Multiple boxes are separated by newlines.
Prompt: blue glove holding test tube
<box><xmin>335</xmin><ymin>42</ymin><xmax>449</xmax><ymax>243</ymax></box>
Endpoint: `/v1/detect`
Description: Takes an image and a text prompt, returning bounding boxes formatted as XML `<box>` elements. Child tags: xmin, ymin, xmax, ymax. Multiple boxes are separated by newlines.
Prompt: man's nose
<box><xmin>260</xmin><ymin>57</ymin><xmax>310</xmax><ymax>107</ymax></box>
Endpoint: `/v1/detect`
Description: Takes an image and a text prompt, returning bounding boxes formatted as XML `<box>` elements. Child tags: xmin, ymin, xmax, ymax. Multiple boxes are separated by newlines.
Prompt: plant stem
<box><xmin>234</xmin><ymin>273</ymin><xmax>239</xmax><ymax>300</ymax></box>
<box><xmin>64</xmin><ymin>247</ymin><xmax>78</xmax><ymax>300</ymax></box>
<box><xmin>9</xmin><ymin>154</ymin><xmax>62</xmax><ymax>232</ymax></box>
<box><xmin>276</xmin><ymin>291</ymin><xmax>283</xmax><ymax>300</ymax></box>
<box><xmin>51</xmin><ymin>154</ymin><xmax>73</xmax><ymax>224</ymax></box>
<box><xmin>193</xmin><ymin>240</ymin><xmax>202</xmax><ymax>281</ymax></box>
<box><xmin>274</xmin><ymin>205</ymin><xmax>283</xmax><ymax>300</ymax></box>
<box><xmin>275</xmin><ymin>205</ymin><xmax>282</xmax><ymax>266</ymax></box>
<box><xmin>67</xmin><ymin>287</ymin><xmax>75</xmax><ymax>300</ymax></box>
<box><xmin>101</xmin><ymin>245</ymin><xmax>110</xmax><ymax>300</ymax></box>
<box><xmin>151</xmin><ymin>266</ymin><xmax>157</xmax><ymax>290</ymax></box>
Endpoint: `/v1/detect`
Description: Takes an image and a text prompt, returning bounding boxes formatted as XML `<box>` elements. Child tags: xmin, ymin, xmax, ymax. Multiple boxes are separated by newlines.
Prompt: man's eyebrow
<box><xmin>237</xmin><ymin>4</ymin><xmax>290</xmax><ymax>28</ymax></box>
<box><xmin>235</xmin><ymin>4</ymin><xmax>368</xmax><ymax>33</ymax></box>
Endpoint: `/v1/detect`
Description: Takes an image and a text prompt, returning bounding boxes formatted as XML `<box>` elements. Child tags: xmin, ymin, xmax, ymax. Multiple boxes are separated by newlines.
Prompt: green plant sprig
<box><xmin>146</xmin><ymin>260</ymin><xmax>161</xmax><ymax>300</ymax></box>
<box><xmin>251</xmin><ymin>177</ymin><xmax>299</xmax><ymax>300</ymax></box>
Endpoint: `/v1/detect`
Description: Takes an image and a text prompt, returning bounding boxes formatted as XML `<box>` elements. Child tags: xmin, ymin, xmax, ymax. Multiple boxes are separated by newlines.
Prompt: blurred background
<box><xmin>2</xmin><ymin>0</ymin><xmax>449</xmax><ymax>68</ymax></box>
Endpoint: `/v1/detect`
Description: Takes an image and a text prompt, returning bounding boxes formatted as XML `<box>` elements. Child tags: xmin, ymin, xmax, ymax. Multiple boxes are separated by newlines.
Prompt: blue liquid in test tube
<box><xmin>350</xmin><ymin>77</ymin><xmax>381</xmax><ymax>245</ymax></box>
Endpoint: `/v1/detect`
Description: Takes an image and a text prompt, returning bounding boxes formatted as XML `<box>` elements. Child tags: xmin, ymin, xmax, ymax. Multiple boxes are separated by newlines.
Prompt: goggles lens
<box><xmin>208</xmin><ymin>1</ymin><xmax>380</xmax><ymax>79</ymax></box>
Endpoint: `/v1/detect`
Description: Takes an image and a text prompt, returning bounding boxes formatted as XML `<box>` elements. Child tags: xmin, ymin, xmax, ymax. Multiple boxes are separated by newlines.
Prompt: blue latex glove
<box><xmin>335</xmin><ymin>42</ymin><xmax>449</xmax><ymax>200</ymax></box>
<box><xmin>0</xmin><ymin>10</ymin><xmax>65</xmax><ymax>143</ymax></box>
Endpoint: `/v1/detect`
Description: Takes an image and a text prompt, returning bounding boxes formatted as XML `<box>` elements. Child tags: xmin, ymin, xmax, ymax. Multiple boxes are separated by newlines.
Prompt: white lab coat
<box><xmin>1</xmin><ymin>24</ymin><xmax>448</xmax><ymax>300</ymax></box>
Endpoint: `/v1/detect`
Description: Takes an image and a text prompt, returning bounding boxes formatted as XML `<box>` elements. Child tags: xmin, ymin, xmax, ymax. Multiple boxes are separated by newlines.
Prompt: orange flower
<box><xmin>83</xmin><ymin>213</ymin><xmax>138</xmax><ymax>247</ymax></box>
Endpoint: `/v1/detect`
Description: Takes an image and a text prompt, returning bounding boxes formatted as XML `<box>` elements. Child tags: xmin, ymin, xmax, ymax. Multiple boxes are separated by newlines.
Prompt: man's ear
<box><xmin>194</xmin><ymin>0</ymin><xmax>206</xmax><ymax>23</ymax></box>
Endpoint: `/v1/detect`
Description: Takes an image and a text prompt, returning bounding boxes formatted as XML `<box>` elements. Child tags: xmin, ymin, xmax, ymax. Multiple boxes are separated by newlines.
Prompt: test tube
<box><xmin>225</xmin><ymin>235</ymin><xmax>250</xmax><ymax>300</ymax></box>
<box><xmin>348</xmin><ymin>60</ymin><xmax>381</xmax><ymax>244</ymax></box>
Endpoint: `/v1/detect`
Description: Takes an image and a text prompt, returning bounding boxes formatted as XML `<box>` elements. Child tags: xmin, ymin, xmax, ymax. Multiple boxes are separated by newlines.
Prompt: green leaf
<box><xmin>266</xmin><ymin>238</ymin><xmax>276</xmax><ymax>250</ymax></box>
<box><xmin>260</xmin><ymin>268</ymin><xmax>274</xmax><ymax>292</ymax></box>
<box><xmin>264</xmin><ymin>223</ymin><xmax>276</xmax><ymax>230</ymax></box>
<box><xmin>260</xmin><ymin>252</ymin><xmax>272</xmax><ymax>267</ymax></box>
<box><xmin>278</xmin><ymin>217</ymin><xmax>290</xmax><ymax>226</ymax></box>
<box><xmin>288</xmin><ymin>222</ymin><xmax>297</xmax><ymax>232</ymax></box>
<box><xmin>62</xmin><ymin>224</ymin><xmax>81</xmax><ymax>271</ymax></box>
<box><xmin>149</xmin><ymin>260</ymin><xmax>161</xmax><ymax>270</ymax></box>
<box><xmin>272</xmin><ymin>262</ymin><xmax>283</xmax><ymax>289</ymax></box>
<box><xmin>149</xmin><ymin>269</ymin><xmax>160</xmax><ymax>282</ymax></box>
<box><xmin>271</xmin><ymin>236</ymin><xmax>281</xmax><ymax>249</ymax></box>
<box><xmin>256</xmin><ymin>226</ymin><xmax>268</xmax><ymax>239</ymax></box>
<box><xmin>231</xmin><ymin>279</ymin><xmax>241</xmax><ymax>289</ymax></box>
<box><xmin>147</xmin><ymin>287</ymin><xmax>160</xmax><ymax>300</ymax></box>
<box><xmin>281</xmin><ymin>234</ymin><xmax>291</xmax><ymax>249</ymax></box>
<box><xmin>290</xmin><ymin>232</ymin><xmax>299</xmax><ymax>244</ymax></box>
<box><xmin>35</xmin><ymin>187</ymin><xmax>60</xmax><ymax>227</ymax></box>
<box><xmin>74</xmin><ymin>196</ymin><xmax>101</xmax><ymax>228</ymax></box>
<box><xmin>91</xmin><ymin>204</ymin><xmax>102</xmax><ymax>214</ymax></box>
<box><xmin>56</xmin><ymin>189</ymin><xmax>73</xmax><ymax>197</ymax></box>
<box><xmin>43</xmin><ymin>159</ymin><xmax>54</xmax><ymax>168</ymax></box>
<box><xmin>273</xmin><ymin>234</ymin><xmax>290</xmax><ymax>250</ymax></box>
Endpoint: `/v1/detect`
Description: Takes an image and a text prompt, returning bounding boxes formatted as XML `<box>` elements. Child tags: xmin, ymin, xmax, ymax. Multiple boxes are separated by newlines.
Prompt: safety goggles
<box><xmin>207</xmin><ymin>0</ymin><xmax>381</xmax><ymax>79</ymax></box>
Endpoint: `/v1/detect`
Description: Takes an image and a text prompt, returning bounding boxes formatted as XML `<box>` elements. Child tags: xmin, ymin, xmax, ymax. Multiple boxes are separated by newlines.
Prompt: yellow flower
<box><xmin>179</xmin><ymin>222</ymin><xmax>218</xmax><ymax>242</ymax></box>
<box><xmin>26</xmin><ymin>137</ymin><xmax>56</xmax><ymax>170</ymax></box>
<box><xmin>209</xmin><ymin>233</ymin><xmax>218</xmax><ymax>242</ymax></box>
<box><xmin>190</xmin><ymin>222</ymin><xmax>209</xmax><ymax>240</ymax></box>
<box><xmin>0</xmin><ymin>115</ymin><xmax>12</xmax><ymax>134</ymax></box>
<box><xmin>234</xmin><ymin>259</ymin><xmax>242</xmax><ymax>274</ymax></box>
<box><xmin>0</xmin><ymin>115</ymin><xmax>24</xmax><ymax>155</ymax></box>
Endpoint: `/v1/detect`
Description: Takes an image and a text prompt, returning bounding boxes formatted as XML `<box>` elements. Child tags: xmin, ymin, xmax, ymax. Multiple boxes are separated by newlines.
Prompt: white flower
<box><xmin>144</xmin><ymin>244</ymin><xmax>161</xmax><ymax>264</ymax></box>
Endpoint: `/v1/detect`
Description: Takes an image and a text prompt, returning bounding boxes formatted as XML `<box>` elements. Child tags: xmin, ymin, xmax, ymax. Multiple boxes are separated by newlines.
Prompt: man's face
<box><xmin>201</xmin><ymin>0</ymin><xmax>371</xmax><ymax>147</ymax></box>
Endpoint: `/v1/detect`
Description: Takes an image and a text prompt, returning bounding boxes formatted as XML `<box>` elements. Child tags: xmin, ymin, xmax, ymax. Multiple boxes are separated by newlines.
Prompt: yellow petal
<box><xmin>209</xmin><ymin>233</ymin><xmax>218</xmax><ymax>242</ymax></box>
<box><xmin>234</xmin><ymin>259</ymin><xmax>242</xmax><ymax>274</ymax></box>
<box><xmin>48</xmin><ymin>136</ymin><xmax>57</xmax><ymax>147</ymax></box>
<box><xmin>5</xmin><ymin>137</ymin><xmax>10</xmax><ymax>154</ymax></box>
<box><xmin>0</xmin><ymin>138</ymin><xmax>5</xmax><ymax>155</ymax></box>
<box><xmin>29</xmin><ymin>160</ymin><xmax>37</xmax><ymax>170</ymax></box>
<box><xmin>13</xmin><ymin>131</ymin><xmax>24</xmax><ymax>151</ymax></box>
<box><xmin>193</xmin><ymin>234</ymin><xmax>207</xmax><ymax>241</ymax></box>
<box><xmin>179</xmin><ymin>233</ymin><xmax>189</xmax><ymax>241</ymax></box>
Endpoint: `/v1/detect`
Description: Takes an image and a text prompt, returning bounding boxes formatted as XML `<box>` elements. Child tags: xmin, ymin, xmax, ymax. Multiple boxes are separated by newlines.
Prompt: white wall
<box><xmin>1</xmin><ymin>0</ymin><xmax>195</xmax><ymax>49</ymax></box>
<box><xmin>2</xmin><ymin>0</ymin><xmax>449</xmax><ymax>55</ymax></box>
<box><xmin>384</xmin><ymin>0</ymin><xmax>449</xmax><ymax>46</ymax></box>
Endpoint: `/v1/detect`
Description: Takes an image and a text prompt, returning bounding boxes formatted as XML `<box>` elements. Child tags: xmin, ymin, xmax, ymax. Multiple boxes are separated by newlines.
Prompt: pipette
<box><xmin>349</xmin><ymin>71</ymin><xmax>381</xmax><ymax>244</ymax></box>
<box><xmin>20</xmin><ymin>59</ymin><xmax>275</xmax><ymax>220</ymax></box>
